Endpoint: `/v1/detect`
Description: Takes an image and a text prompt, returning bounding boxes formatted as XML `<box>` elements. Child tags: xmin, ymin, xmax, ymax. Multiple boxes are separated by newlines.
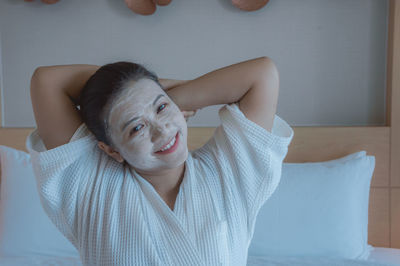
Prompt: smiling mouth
<box><xmin>155</xmin><ymin>132</ymin><xmax>179</xmax><ymax>154</ymax></box>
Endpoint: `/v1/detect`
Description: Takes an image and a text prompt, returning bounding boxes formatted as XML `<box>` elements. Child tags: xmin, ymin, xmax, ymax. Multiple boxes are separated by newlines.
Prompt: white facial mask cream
<box><xmin>107</xmin><ymin>78</ymin><xmax>189</xmax><ymax>172</ymax></box>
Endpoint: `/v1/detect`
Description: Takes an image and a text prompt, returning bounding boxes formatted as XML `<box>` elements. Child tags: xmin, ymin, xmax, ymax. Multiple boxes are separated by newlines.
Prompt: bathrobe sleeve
<box><xmin>25</xmin><ymin>123</ymin><xmax>99</xmax><ymax>247</ymax></box>
<box><xmin>194</xmin><ymin>103</ymin><xmax>294</xmax><ymax>223</ymax></box>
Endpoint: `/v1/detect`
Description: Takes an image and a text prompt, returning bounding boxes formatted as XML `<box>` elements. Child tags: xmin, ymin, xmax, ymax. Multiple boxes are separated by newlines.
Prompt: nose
<box><xmin>150</xmin><ymin>122</ymin><xmax>170</xmax><ymax>143</ymax></box>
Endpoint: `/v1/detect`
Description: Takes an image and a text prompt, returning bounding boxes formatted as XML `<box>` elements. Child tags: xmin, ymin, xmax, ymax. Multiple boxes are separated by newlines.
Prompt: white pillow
<box><xmin>248</xmin><ymin>151</ymin><xmax>375</xmax><ymax>260</ymax></box>
<box><xmin>0</xmin><ymin>145</ymin><xmax>80</xmax><ymax>257</ymax></box>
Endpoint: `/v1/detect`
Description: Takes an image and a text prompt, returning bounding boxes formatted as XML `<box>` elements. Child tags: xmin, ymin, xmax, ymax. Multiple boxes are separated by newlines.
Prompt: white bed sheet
<box><xmin>247</xmin><ymin>247</ymin><xmax>400</xmax><ymax>266</ymax></box>
<box><xmin>367</xmin><ymin>247</ymin><xmax>400</xmax><ymax>266</ymax></box>
<box><xmin>247</xmin><ymin>256</ymin><xmax>398</xmax><ymax>266</ymax></box>
<box><xmin>0</xmin><ymin>247</ymin><xmax>398</xmax><ymax>265</ymax></box>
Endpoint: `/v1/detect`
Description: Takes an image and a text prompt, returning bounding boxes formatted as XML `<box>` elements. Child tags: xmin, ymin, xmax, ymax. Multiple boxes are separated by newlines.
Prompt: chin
<box><xmin>181</xmin><ymin>147</ymin><xmax>189</xmax><ymax>161</ymax></box>
<box><xmin>171</xmin><ymin>147</ymin><xmax>188</xmax><ymax>168</ymax></box>
<box><xmin>172</xmin><ymin>147</ymin><xmax>188</xmax><ymax>167</ymax></box>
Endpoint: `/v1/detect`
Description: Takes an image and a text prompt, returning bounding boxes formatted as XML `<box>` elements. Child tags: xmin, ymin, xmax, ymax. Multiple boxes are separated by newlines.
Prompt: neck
<box><xmin>134</xmin><ymin>163</ymin><xmax>186</xmax><ymax>197</ymax></box>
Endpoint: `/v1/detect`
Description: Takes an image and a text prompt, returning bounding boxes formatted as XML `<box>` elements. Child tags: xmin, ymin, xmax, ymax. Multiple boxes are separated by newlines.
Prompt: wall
<box><xmin>0</xmin><ymin>0</ymin><xmax>389</xmax><ymax>127</ymax></box>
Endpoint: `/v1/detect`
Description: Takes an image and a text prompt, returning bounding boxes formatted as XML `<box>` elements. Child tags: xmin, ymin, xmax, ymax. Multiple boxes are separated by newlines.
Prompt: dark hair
<box><xmin>78</xmin><ymin>61</ymin><xmax>162</xmax><ymax>149</ymax></box>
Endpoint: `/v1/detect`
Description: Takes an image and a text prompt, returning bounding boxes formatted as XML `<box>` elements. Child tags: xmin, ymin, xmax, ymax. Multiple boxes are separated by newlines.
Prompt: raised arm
<box><xmin>166</xmin><ymin>56</ymin><xmax>279</xmax><ymax>132</ymax></box>
<box><xmin>30</xmin><ymin>65</ymin><xmax>100</xmax><ymax>150</ymax></box>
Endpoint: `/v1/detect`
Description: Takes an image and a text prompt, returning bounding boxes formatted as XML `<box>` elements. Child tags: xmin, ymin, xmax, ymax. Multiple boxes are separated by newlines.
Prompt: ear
<box><xmin>97</xmin><ymin>141</ymin><xmax>125</xmax><ymax>163</ymax></box>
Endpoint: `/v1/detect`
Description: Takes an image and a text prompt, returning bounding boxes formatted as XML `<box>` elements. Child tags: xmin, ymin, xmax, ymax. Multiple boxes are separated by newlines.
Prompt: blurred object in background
<box><xmin>154</xmin><ymin>0</ymin><xmax>172</xmax><ymax>6</ymax></box>
<box><xmin>23</xmin><ymin>0</ymin><xmax>268</xmax><ymax>13</ymax></box>
<box><xmin>231</xmin><ymin>0</ymin><xmax>269</xmax><ymax>11</ymax></box>
<box><xmin>124</xmin><ymin>0</ymin><xmax>157</xmax><ymax>15</ymax></box>
<box><xmin>24</xmin><ymin>0</ymin><xmax>60</xmax><ymax>4</ymax></box>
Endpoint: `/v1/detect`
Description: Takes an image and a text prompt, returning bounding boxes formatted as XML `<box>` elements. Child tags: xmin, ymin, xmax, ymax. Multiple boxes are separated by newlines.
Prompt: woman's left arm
<box><xmin>165</xmin><ymin>56</ymin><xmax>279</xmax><ymax>132</ymax></box>
<box><xmin>158</xmin><ymin>78</ymin><xmax>199</xmax><ymax>121</ymax></box>
<box><xmin>158</xmin><ymin>78</ymin><xmax>189</xmax><ymax>91</ymax></box>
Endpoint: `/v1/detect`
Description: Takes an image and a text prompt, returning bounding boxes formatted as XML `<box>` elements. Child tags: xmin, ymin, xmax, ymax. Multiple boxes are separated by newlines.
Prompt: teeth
<box><xmin>159</xmin><ymin>136</ymin><xmax>176</xmax><ymax>152</ymax></box>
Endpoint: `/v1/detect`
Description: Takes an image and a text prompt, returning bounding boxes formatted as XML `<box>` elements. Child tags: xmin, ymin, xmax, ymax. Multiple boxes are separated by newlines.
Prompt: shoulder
<box><xmin>26</xmin><ymin>122</ymin><xmax>98</xmax><ymax>166</ymax></box>
<box><xmin>218</xmin><ymin>102</ymin><xmax>294</xmax><ymax>150</ymax></box>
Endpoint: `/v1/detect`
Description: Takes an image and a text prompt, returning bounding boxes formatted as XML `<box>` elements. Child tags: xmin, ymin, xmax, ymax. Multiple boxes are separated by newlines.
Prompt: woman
<box><xmin>27</xmin><ymin>56</ymin><xmax>294</xmax><ymax>265</ymax></box>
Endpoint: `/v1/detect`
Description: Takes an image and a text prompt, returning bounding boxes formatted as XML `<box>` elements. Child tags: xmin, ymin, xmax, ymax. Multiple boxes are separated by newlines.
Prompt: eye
<box><xmin>130</xmin><ymin>124</ymin><xmax>143</xmax><ymax>136</ymax></box>
<box><xmin>157</xmin><ymin>103</ymin><xmax>167</xmax><ymax>113</ymax></box>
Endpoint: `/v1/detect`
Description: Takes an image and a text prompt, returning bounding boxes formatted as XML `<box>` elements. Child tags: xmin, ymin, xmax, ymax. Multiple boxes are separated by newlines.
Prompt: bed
<box><xmin>0</xmin><ymin>248</ymin><xmax>398</xmax><ymax>266</ymax></box>
<box><xmin>1</xmin><ymin>152</ymin><xmax>399</xmax><ymax>266</ymax></box>
<box><xmin>0</xmin><ymin>152</ymin><xmax>399</xmax><ymax>266</ymax></box>
<box><xmin>0</xmin><ymin>0</ymin><xmax>399</xmax><ymax>265</ymax></box>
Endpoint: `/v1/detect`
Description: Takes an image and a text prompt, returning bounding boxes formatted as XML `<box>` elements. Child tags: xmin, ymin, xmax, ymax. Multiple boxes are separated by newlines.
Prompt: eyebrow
<box><xmin>120</xmin><ymin>94</ymin><xmax>166</xmax><ymax>133</ymax></box>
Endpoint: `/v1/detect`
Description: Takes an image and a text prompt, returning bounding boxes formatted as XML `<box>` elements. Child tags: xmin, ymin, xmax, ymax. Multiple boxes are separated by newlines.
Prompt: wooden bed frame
<box><xmin>0</xmin><ymin>0</ymin><xmax>399</xmax><ymax>249</ymax></box>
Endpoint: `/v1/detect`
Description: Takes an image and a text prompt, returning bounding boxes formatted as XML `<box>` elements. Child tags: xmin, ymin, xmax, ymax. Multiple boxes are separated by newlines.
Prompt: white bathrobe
<box><xmin>26</xmin><ymin>103</ymin><xmax>294</xmax><ymax>266</ymax></box>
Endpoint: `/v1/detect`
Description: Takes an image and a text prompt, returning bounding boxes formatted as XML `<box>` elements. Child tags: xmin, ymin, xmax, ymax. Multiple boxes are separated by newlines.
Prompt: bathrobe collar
<box><xmin>130</xmin><ymin>154</ymin><xmax>213</xmax><ymax>265</ymax></box>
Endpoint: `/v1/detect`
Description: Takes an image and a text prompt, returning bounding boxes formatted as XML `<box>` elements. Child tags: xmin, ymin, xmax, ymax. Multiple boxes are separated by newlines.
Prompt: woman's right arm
<box><xmin>30</xmin><ymin>64</ymin><xmax>100</xmax><ymax>150</ymax></box>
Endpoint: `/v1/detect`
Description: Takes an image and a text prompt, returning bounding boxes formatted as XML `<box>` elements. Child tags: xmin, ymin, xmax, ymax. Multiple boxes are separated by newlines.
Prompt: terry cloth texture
<box><xmin>26</xmin><ymin>103</ymin><xmax>294</xmax><ymax>266</ymax></box>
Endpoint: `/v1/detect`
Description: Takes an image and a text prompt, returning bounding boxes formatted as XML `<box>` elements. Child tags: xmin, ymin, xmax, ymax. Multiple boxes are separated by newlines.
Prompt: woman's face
<box><xmin>106</xmin><ymin>78</ymin><xmax>188</xmax><ymax>172</ymax></box>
